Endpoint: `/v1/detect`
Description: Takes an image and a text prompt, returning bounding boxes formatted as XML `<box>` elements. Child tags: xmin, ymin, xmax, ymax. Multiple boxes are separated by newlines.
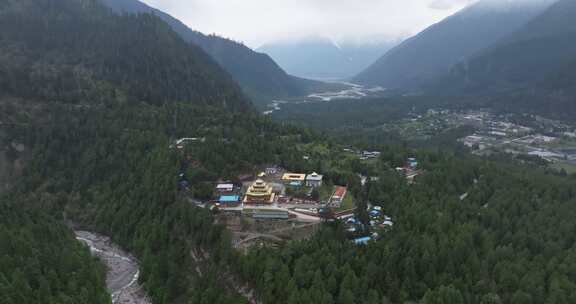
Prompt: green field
<box><xmin>337</xmin><ymin>192</ymin><xmax>355</xmax><ymax>211</ymax></box>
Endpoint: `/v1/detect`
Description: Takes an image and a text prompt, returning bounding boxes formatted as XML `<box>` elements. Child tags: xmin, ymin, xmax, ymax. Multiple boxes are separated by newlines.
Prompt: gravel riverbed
<box><xmin>75</xmin><ymin>231</ymin><xmax>152</xmax><ymax>304</ymax></box>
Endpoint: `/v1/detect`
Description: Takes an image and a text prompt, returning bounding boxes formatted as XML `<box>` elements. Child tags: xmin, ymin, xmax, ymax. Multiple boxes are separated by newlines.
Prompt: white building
<box><xmin>216</xmin><ymin>183</ymin><xmax>234</xmax><ymax>193</ymax></box>
<box><xmin>305</xmin><ymin>172</ymin><xmax>323</xmax><ymax>188</ymax></box>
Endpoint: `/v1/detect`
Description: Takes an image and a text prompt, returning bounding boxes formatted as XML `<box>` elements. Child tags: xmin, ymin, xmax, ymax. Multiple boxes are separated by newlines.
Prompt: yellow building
<box><xmin>282</xmin><ymin>173</ymin><xmax>306</xmax><ymax>187</ymax></box>
<box><xmin>243</xmin><ymin>179</ymin><xmax>275</xmax><ymax>204</ymax></box>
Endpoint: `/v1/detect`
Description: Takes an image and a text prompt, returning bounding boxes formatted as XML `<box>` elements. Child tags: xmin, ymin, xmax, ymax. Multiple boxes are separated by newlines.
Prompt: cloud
<box><xmin>429</xmin><ymin>0</ymin><xmax>475</xmax><ymax>10</ymax></box>
<box><xmin>143</xmin><ymin>0</ymin><xmax>472</xmax><ymax>48</ymax></box>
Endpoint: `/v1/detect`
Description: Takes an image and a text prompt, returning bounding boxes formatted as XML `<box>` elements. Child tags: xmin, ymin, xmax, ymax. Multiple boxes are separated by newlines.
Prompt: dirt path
<box><xmin>75</xmin><ymin>231</ymin><xmax>152</xmax><ymax>304</ymax></box>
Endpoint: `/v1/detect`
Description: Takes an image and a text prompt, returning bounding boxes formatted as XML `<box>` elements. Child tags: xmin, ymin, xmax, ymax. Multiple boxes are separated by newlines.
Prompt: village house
<box><xmin>362</xmin><ymin>151</ymin><xmax>381</xmax><ymax>159</ymax></box>
<box><xmin>218</xmin><ymin>195</ymin><xmax>241</xmax><ymax>205</ymax></box>
<box><xmin>328</xmin><ymin>186</ymin><xmax>347</xmax><ymax>208</ymax></box>
<box><xmin>407</xmin><ymin>157</ymin><xmax>418</xmax><ymax>169</ymax></box>
<box><xmin>265</xmin><ymin>167</ymin><xmax>279</xmax><ymax>175</ymax></box>
<box><xmin>216</xmin><ymin>183</ymin><xmax>235</xmax><ymax>193</ymax></box>
<box><xmin>305</xmin><ymin>172</ymin><xmax>323</xmax><ymax>188</ymax></box>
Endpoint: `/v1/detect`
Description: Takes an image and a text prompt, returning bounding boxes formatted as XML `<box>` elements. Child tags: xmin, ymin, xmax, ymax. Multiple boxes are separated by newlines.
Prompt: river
<box><xmin>263</xmin><ymin>82</ymin><xmax>387</xmax><ymax>115</ymax></box>
<box><xmin>75</xmin><ymin>231</ymin><xmax>152</xmax><ymax>304</ymax></box>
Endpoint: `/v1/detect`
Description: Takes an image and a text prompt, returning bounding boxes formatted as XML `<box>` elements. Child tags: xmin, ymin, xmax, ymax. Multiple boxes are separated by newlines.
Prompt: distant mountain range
<box><xmin>354</xmin><ymin>0</ymin><xmax>556</xmax><ymax>90</ymax></box>
<box><xmin>258</xmin><ymin>37</ymin><xmax>398</xmax><ymax>80</ymax></box>
<box><xmin>100</xmin><ymin>0</ymin><xmax>318</xmax><ymax>102</ymax></box>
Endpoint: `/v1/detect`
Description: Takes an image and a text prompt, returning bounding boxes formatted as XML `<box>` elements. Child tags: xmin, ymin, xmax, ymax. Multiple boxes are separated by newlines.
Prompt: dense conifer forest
<box><xmin>241</xmin><ymin>154</ymin><xmax>576</xmax><ymax>303</ymax></box>
<box><xmin>11</xmin><ymin>102</ymin><xmax>315</xmax><ymax>303</ymax></box>
<box><xmin>3</xmin><ymin>1</ymin><xmax>576</xmax><ymax>304</ymax></box>
<box><xmin>0</xmin><ymin>0</ymin><xmax>249</xmax><ymax>110</ymax></box>
<box><xmin>0</xmin><ymin>197</ymin><xmax>110</xmax><ymax>304</ymax></box>
<box><xmin>9</xmin><ymin>98</ymin><xmax>576</xmax><ymax>303</ymax></box>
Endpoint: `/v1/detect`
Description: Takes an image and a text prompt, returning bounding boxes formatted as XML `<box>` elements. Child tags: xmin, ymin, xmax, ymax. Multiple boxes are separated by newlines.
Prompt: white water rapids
<box><xmin>75</xmin><ymin>231</ymin><xmax>152</xmax><ymax>304</ymax></box>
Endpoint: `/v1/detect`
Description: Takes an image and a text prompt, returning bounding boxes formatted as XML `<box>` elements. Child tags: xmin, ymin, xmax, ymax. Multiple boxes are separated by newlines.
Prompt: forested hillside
<box><xmin>0</xmin><ymin>197</ymin><xmax>110</xmax><ymax>304</ymax></box>
<box><xmin>12</xmin><ymin>92</ymin><xmax>576</xmax><ymax>304</ymax></box>
<box><xmin>0</xmin><ymin>0</ymin><xmax>256</xmax><ymax>302</ymax></box>
<box><xmin>2</xmin><ymin>66</ymin><xmax>312</xmax><ymax>303</ymax></box>
<box><xmin>4</xmin><ymin>1</ymin><xmax>576</xmax><ymax>304</ymax></box>
<box><xmin>11</xmin><ymin>102</ymin><xmax>310</xmax><ymax>303</ymax></box>
<box><xmin>241</xmin><ymin>153</ymin><xmax>576</xmax><ymax>304</ymax></box>
<box><xmin>0</xmin><ymin>4</ymin><xmax>318</xmax><ymax>301</ymax></box>
<box><xmin>354</xmin><ymin>0</ymin><xmax>553</xmax><ymax>89</ymax></box>
<box><xmin>0</xmin><ymin>0</ymin><xmax>249</xmax><ymax>110</ymax></box>
<box><xmin>441</xmin><ymin>0</ymin><xmax>576</xmax><ymax>95</ymax></box>
<box><xmin>100</xmin><ymin>0</ymin><xmax>318</xmax><ymax>102</ymax></box>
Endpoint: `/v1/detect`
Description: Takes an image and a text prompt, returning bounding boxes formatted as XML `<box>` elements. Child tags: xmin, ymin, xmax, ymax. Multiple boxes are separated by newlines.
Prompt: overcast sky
<box><xmin>143</xmin><ymin>0</ymin><xmax>476</xmax><ymax>48</ymax></box>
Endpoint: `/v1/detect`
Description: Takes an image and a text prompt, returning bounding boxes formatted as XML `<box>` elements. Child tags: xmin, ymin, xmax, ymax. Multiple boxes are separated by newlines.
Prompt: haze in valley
<box><xmin>141</xmin><ymin>0</ymin><xmax>477</xmax><ymax>48</ymax></box>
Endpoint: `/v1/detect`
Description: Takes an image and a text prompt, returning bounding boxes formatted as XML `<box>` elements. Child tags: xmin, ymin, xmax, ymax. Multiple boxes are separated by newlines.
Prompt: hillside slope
<box><xmin>0</xmin><ymin>198</ymin><xmax>111</xmax><ymax>303</ymax></box>
<box><xmin>0</xmin><ymin>0</ymin><xmax>250</xmax><ymax>111</ymax></box>
<box><xmin>101</xmin><ymin>0</ymin><xmax>317</xmax><ymax>101</ymax></box>
<box><xmin>354</xmin><ymin>0</ymin><xmax>554</xmax><ymax>90</ymax></box>
<box><xmin>444</xmin><ymin>0</ymin><xmax>576</xmax><ymax>94</ymax></box>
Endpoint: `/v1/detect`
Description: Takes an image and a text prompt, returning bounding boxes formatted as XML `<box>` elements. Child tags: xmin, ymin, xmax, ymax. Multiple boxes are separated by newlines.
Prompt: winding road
<box><xmin>75</xmin><ymin>231</ymin><xmax>152</xmax><ymax>304</ymax></box>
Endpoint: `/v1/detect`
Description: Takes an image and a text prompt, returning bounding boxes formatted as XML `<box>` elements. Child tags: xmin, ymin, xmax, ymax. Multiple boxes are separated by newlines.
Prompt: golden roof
<box><xmin>244</xmin><ymin>179</ymin><xmax>275</xmax><ymax>204</ymax></box>
<box><xmin>282</xmin><ymin>173</ymin><xmax>306</xmax><ymax>181</ymax></box>
<box><xmin>246</xmin><ymin>179</ymin><xmax>273</xmax><ymax>197</ymax></box>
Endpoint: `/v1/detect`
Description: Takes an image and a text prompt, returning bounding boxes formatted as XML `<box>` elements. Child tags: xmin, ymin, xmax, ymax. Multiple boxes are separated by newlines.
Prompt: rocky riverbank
<box><xmin>75</xmin><ymin>231</ymin><xmax>152</xmax><ymax>304</ymax></box>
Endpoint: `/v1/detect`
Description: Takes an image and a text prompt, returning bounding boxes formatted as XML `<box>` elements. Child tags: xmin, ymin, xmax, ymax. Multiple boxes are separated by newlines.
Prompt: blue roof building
<box><xmin>219</xmin><ymin>195</ymin><xmax>240</xmax><ymax>203</ymax></box>
<box><xmin>353</xmin><ymin>236</ymin><xmax>372</xmax><ymax>245</ymax></box>
<box><xmin>289</xmin><ymin>181</ymin><xmax>303</xmax><ymax>187</ymax></box>
<box><xmin>407</xmin><ymin>158</ymin><xmax>418</xmax><ymax>169</ymax></box>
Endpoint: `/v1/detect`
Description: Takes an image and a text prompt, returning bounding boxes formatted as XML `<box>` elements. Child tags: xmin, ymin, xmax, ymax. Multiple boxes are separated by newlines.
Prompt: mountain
<box><xmin>443</xmin><ymin>0</ymin><xmax>576</xmax><ymax>94</ymax></box>
<box><xmin>100</xmin><ymin>0</ymin><xmax>316</xmax><ymax>102</ymax></box>
<box><xmin>0</xmin><ymin>0</ymin><xmax>250</xmax><ymax>111</ymax></box>
<box><xmin>354</xmin><ymin>0</ymin><xmax>555</xmax><ymax>89</ymax></box>
<box><xmin>258</xmin><ymin>37</ymin><xmax>397</xmax><ymax>80</ymax></box>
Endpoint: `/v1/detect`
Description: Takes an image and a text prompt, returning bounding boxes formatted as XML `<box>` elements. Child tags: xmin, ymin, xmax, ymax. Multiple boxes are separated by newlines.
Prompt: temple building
<box><xmin>243</xmin><ymin>179</ymin><xmax>275</xmax><ymax>205</ymax></box>
<box><xmin>282</xmin><ymin>173</ymin><xmax>306</xmax><ymax>187</ymax></box>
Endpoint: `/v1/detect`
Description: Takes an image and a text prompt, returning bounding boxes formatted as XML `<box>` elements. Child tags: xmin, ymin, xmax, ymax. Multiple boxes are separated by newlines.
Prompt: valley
<box><xmin>263</xmin><ymin>82</ymin><xmax>388</xmax><ymax>115</ymax></box>
<box><xmin>4</xmin><ymin>0</ymin><xmax>576</xmax><ymax>304</ymax></box>
<box><xmin>383</xmin><ymin>108</ymin><xmax>576</xmax><ymax>171</ymax></box>
<box><xmin>75</xmin><ymin>231</ymin><xmax>151</xmax><ymax>304</ymax></box>
<box><xmin>272</xmin><ymin>92</ymin><xmax>576</xmax><ymax>173</ymax></box>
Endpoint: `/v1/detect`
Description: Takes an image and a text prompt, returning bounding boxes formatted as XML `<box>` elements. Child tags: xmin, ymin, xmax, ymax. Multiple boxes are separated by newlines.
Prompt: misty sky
<box><xmin>142</xmin><ymin>0</ymin><xmax>476</xmax><ymax>48</ymax></box>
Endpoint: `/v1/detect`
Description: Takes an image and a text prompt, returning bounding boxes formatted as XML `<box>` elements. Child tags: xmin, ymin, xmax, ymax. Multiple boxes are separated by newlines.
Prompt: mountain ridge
<box><xmin>354</xmin><ymin>0</ymin><xmax>554</xmax><ymax>90</ymax></box>
<box><xmin>100</xmin><ymin>0</ymin><xmax>318</xmax><ymax>102</ymax></box>
<box><xmin>441</xmin><ymin>0</ymin><xmax>576</xmax><ymax>95</ymax></box>
<box><xmin>0</xmin><ymin>0</ymin><xmax>251</xmax><ymax>111</ymax></box>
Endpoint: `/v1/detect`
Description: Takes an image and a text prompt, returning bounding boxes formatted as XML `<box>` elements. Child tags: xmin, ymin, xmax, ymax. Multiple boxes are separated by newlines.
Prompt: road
<box><xmin>75</xmin><ymin>231</ymin><xmax>152</xmax><ymax>304</ymax></box>
<box><xmin>288</xmin><ymin>210</ymin><xmax>322</xmax><ymax>222</ymax></box>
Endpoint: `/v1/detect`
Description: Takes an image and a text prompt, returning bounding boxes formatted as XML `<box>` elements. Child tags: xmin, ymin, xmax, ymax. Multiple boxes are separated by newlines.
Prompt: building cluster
<box><xmin>459</xmin><ymin>122</ymin><xmax>576</xmax><ymax>166</ymax></box>
<box><xmin>281</xmin><ymin>172</ymin><xmax>324</xmax><ymax>188</ymax></box>
<box><xmin>360</xmin><ymin>151</ymin><xmax>381</xmax><ymax>161</ymax></box>
<box><xmin>342</xmin><ymin>148</ymin><xmax>382</xmax><ymax>161</ymax></box>
<box><xmin>205</xmin><ymin>170</ymin><xmax>330</xmax><ymax>221</ymax></box>
<box><xmin>215</xmin><ymin>183</ymin><xmax>241</xmax><ymax>204</ymax></box>
<box><xmin>346</xmin><ymin>205</ymin><xmax>394</xmax><ymax>245</ymax></box>
<box><xmin>395</xmin><ymin>157</ymin><xmax>421</xmax><ymax>184</ymax></box>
